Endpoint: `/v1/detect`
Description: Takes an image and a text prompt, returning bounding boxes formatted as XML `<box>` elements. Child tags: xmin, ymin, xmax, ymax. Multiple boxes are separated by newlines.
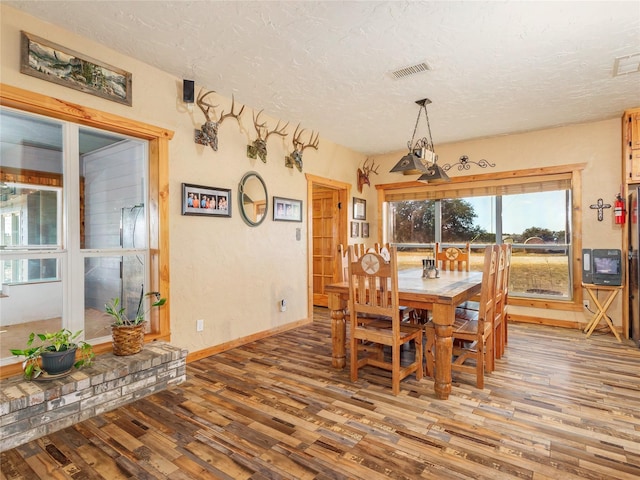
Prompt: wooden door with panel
<box><xmin>312</xmin><ymin>188</ymin><xmax>339</xmax><ymax>307</ymax></box>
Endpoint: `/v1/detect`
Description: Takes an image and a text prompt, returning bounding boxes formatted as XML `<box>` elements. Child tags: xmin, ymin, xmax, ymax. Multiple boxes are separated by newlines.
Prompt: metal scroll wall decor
<box><xmin>246</xmin><ymin>110</ymin><xmax>289</xmax><ymax>163</ymax></box>
<box><xmin>442</xmin><ymin>155</ymin><xmax>496</xmax><ymax>172</ymax></box>
<box><xmin>194</xmin><ymin>89</ymin><xmax>245</xmax><ymax>151</ymax></box>
<box><xmin>285</xmin><ymin>124</ymin><xmax>319</xmax><ymax>172</ymax></box>
<box><xmin>357</xmin><ymin>159</ymin><xmax>379</xmax><ymax>193</ymax></box>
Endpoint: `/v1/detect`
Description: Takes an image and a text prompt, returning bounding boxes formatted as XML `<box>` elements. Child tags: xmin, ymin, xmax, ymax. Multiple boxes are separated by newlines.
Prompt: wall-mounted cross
<box><xmin>589</xmin><ymin>198</ymin><xmax>611</xmax><ymax>221</ymax></box>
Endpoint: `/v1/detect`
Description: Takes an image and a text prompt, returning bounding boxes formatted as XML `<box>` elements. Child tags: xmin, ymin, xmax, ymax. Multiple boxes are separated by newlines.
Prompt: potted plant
<box><xmin>105</xmin><ymin>291</ymin><xmax>166</xmax><ymax>356</ymax></box>
<box><xmin>10</xmin><ymin>329</ymin><xmax>94</xmax><ymax>380</ymax></box>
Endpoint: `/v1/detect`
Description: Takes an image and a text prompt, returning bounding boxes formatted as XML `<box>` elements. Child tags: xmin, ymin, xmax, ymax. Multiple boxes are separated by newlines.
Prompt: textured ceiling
<box><xmin>5</xmin><ymin>1</ymin><xmax>640</xmax><ymax>155</ymax></box>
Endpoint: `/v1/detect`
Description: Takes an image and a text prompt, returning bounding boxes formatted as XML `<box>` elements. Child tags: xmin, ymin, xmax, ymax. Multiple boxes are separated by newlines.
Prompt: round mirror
<box><xmin>238</xmin><ymin>171</ymin><xmax>268</xmax><ymax>226</ymax></box>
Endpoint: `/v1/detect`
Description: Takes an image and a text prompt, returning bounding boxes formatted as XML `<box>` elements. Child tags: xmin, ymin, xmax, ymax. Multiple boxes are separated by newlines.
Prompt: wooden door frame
<box><xmin>306</xmin><ymin>174</ymin><xmax>350</xmax><ymax>320</ymax></box>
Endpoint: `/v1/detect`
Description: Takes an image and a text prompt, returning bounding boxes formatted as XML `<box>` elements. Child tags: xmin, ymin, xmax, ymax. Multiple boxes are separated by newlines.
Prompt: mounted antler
<box><xmin>246</xmin><ymin>110</ymin><xmax>289</xmax><ymax>163</ymax></box>
<box><xmin>285</xmin><ymin>123</ymin><xmax>320</xmax><ymax>172</ymax></box>
<box><xmin>357</xmin><ymin>158</ymin><xmax>380</xmax><ymax>193</ymax></box>
<box><xmin>194</xmin><ymin>89</ymin><xmax>245</xmax><ymax>151</ymax></box>
<box><xmin>218</xmin><ymin>95</ymin><xmax>245</xmax><ymax>125</ymax></box>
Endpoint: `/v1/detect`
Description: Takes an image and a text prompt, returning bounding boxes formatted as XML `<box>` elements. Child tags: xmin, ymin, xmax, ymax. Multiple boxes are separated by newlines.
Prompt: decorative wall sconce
<box><xmin>442</xmin><ymin>155</ymin><xmax>495</xmax><ymax>172</ymax></box>
<box><xmin>246</xmin><ymin>110</ymin><xmax>288</xmax><ymax>163</ymax></box>
<box><xmin>357</xmin><ymin>159</ymin><xmax>379</xmax><ymax>193</ymax></box>
<box><xmin>194</xmin><ymin>89</ymin><xmax>245</xmax><ymax>152</ymax></box>
<box><xmin>390</xmin><ymin>98</ymin><xmax>450</xmax><ymax>183</ymax></box>
<box><xmin>285</xmin><ymin>124</ymin><xmax>319</xmax><ymax>172</ymax></box>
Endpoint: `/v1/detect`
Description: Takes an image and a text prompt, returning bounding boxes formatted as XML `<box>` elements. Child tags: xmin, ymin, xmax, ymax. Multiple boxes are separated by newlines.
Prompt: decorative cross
<box><xmin>589</xmin><ymin>198</ymin><xmax>611</xmax><ymax>221</ymax></box>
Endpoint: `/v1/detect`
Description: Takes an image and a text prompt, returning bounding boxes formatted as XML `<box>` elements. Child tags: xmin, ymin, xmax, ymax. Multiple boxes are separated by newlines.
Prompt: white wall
<box><xmin>0</xmin><ymin>282</ymin><xmax>62</xmax><ymax>325</ymax></box>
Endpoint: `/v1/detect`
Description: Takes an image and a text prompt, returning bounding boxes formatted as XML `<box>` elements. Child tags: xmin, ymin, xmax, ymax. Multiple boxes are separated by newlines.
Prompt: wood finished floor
<box><xmin>2</xmin><ymin>308</ymin><xmax>640</xmax><ymax>479</ymax></box>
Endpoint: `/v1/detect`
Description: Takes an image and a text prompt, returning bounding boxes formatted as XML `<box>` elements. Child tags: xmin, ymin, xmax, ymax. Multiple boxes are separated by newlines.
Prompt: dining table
<box><xmin>324</xmin><ymin>268</ymin><xmax>483</xmax><ymax>400</ymax></box>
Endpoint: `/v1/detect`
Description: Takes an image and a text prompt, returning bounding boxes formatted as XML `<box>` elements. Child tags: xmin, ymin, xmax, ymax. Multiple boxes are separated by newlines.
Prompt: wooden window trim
<box><xmin>0</xmin><ymin>84</ymin><xmax>174</xmax><ymax>376</ymax></box>
<box><xmin>376</xmin><ymin>163</ymin><xmax>586</xmax><ymax>311</ymax></box>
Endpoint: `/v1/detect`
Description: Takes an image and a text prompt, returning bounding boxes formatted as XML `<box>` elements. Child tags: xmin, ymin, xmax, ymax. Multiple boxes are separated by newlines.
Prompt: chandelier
<box><xmin>389</xmin><ymin>98</ymin><xmax>450</xmax><ymax>183</ymax></box>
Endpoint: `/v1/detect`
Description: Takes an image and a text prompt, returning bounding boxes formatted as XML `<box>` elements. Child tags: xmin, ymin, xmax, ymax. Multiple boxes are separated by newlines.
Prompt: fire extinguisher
<box><xmin>614</xmin><ymin>193</ymin><xmax>626</xmax><ymax>225</ymax></box>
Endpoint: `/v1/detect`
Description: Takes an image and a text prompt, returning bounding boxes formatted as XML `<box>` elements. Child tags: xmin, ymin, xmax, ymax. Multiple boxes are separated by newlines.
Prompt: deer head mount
<box><xmin>194</xmin><ymin>89</ymin><xmax>245</xmax><ymax>151</ymax></box>
<box><xmin>246</xmin><ymin>110</ymin><xmax>288</xmax><ymax>163</ymax></box>
<box><xmin>357</xmin><ymin>158</ymin><xmax>379</xmax><ymax>193</ymax></box>
<box><xmin>285</xmin><ymin>124</ymin><xmax>319</xmax><ymax>172</ymax></box>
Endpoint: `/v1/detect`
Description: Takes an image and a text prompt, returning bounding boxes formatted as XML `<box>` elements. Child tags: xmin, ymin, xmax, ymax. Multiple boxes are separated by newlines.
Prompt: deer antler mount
<box><xmin>194</xmin><ymin>89</ymin><xmax>245</xmax><ymax>151</ymax></box>
<box><xmin>357</xmin><ymin>158</ymin><xmax>379</xmax><ymax>193</ymax></box>
<box><xmin>246</xmin><ymin>110</ymin><xmax>288</xmax><ymax>163</ymax></box>
<box><xmin>285</xmin><ymin>124</ymin><xmax>319</xmax><ymax>172</ymax></box>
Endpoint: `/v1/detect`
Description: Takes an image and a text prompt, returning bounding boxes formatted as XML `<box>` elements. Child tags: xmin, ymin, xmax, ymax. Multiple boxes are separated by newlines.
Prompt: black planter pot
<box><xmin>40</xmin><ymin>347</ymin><xmax>77</xmax><ymax>375</ymax></box>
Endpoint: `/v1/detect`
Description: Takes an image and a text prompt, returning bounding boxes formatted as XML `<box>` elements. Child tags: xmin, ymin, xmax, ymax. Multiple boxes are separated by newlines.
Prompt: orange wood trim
<box><xmin>509</xmin><ymin>313</ymin><xmax>584</xmax><ymax>330</ymax></box>
<box><xmin>377</xmin><ymin>163</ymin><xmax>585</xmax><ymax>311</ymax></box>
<box><xmin>572</xmin><ymin>168</ymin><xmax>584</xmax><ymax>310</ymax></box>
<box><xmin>508</xmin><ymin>297</ymin><xmax>583</xmax><ymax>312</ymax></box>
<box><xmin>0</xmin><ymin>83</ymin><xmax>174</xmax><ymax>359</ymax></box>
<box><xmin>305</xmin><ymin>174</ymin><xmax>351</xmax><ymax>320</ymax></box>
<box><xmin>376</xmin><ymin>163</ymin><xmax>587</xmax><ymax>191</ymax></box>
<box><xmin>0</xmin><ymin>167</ymin><xmax>63</xmax><ymax>186</ymax></box>
<box><xmin>0</xmin><ymin>83</ymin><xmax>173</xmax><ymax>140</ymax></box>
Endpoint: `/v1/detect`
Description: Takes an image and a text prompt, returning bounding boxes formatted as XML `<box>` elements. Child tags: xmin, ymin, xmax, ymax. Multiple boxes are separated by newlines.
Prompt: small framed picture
<box><xmin>353</xmin><ymin>197</ymin><xmax>366</xmax><ymax>220</ymax></box>
<box><xmin>182</xmin><ymin>183</ymin><xmax>231</xmax><ymax>217</ymax></box>
<box><xmin>273</xmin><ymin>196</ymin><xmax>303</xmax><ymax>222</ymax></box>
<box><xmin>361</xmin><ymin>222</ymin><xmax>370</xmax><ymax>238</ymax></box>
<box><xmin>351</xmin><ymin>221</ymin><xmax>359</xmax><ymax>238</ymax></box>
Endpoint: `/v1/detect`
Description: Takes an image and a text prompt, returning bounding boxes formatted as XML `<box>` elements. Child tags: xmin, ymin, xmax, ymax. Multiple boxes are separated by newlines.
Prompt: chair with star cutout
<box><xmin>348</xmin><ymin>245</ymin><xmax>423</xmax><ymax>395</ymax></box>
<box><xmin>435</xmin><ymin>242</ymin><xmax>471</xmax><ymax>272</ymax></box>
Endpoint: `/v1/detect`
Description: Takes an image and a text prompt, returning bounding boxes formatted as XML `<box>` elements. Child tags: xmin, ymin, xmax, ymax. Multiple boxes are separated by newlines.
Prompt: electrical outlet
<box><xmin>196</xmin><ymin>319</ymin><xmax>204</xmax><ymax>331</ymax></box>
<box><xmin>583</xmin><ymin>300</ymin><xmax>590</xmax><ymax>310</ymax></box>
<box><xmin>280</xmin><ymin>299</ymin><xmax>287</xmax><ymax>312</ymax></box>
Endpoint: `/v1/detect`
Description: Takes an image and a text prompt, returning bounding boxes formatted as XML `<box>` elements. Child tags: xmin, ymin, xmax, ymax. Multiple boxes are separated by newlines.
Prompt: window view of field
<box><xmin>396</xmin><ymin>248</ymin><xmax>570</xmax><ymax>299</ymax></box>
<box><xmin>388</xmin><ymin>190</ymin><xmax>571</xmax><ymax>300</ymax></box>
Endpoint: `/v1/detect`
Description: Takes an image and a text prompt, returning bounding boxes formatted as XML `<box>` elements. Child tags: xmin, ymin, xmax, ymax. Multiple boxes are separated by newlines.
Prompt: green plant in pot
<box><xmin>106</xmin><ymin>291</ymin><xmax>166</xmax><ymax>356</ymax></box>
<box><xmin>10</xmin><ymin>329</ymin><xmax>94</xmax><ymax>380</ymax></box>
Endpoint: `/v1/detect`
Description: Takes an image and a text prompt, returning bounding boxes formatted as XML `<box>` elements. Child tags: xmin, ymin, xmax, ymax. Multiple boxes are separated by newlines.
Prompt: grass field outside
<box><xmin>397</xmin><ymin>249</ymin><xmax>570</xmax><ymax>299</ymax></box>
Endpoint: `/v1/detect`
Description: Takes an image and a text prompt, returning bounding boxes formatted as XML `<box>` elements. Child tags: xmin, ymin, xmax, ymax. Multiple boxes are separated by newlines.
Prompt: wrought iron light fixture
<box><xmin>389</xmin><ymin>98</ymin><xmax>450</xmax><ymax>183</ymax></box>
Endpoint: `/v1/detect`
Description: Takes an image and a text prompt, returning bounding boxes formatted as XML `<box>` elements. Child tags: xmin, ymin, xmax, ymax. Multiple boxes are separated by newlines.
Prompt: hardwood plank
<box><xmin>2</xmin><ymin>308</ymin><xmax>640</xmax><ymax>479</ymax></box>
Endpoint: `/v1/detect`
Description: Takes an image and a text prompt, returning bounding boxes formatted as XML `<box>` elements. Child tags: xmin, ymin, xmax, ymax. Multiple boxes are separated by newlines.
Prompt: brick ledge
<box><xmin>0</xmin><ymin>342</ymin><xmax>187</xmax><ymax>452</ymax></box>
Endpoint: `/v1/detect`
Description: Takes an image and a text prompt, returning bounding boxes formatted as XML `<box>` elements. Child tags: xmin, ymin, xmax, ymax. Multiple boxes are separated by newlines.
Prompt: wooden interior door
<box><xmin>312</xmin><ymin>187</ymin><xmax>339</xmax><ymax>306</ymax></box>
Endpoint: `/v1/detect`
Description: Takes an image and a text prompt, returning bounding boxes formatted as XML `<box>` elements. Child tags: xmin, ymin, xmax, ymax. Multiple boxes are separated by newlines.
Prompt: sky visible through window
<box><xmin>467</xmin><ymin>191</ymin><xmax>566</xmax><ymax>236</ymax></box>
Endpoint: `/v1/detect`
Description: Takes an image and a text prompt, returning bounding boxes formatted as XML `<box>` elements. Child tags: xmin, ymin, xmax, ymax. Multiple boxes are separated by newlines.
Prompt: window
<box><xmin>0</xmin><ymin>98</ymin><xmax>170</xmax><ymax>369</ymax></box>
<box><xmin>381</xmin><ymin>167</ymin><xmax>579</xmax><ymax>304</ymax></box>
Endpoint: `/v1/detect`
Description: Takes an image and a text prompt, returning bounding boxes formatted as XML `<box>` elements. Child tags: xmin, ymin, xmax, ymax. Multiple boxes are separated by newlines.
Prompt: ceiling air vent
<box><xmin>613</xmin><ymin>53</ymin><xmax>640</xmax><ymax>76</ymax></box>
<box><xmin>390</xmin><ymin>61</ymin><xmax>431</xmax><ymax>80</ymax></box>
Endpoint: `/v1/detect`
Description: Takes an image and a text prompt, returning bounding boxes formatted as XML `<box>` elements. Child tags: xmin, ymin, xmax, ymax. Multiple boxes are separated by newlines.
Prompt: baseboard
<box><xmin>508</xmin><ymin>313</ymin><xmax>582</xmax><ymax>330</ymax></box>
<box><xmin>186</xmin><ymin>317</ymin><xmax>312</xmax><ymax>363</ymax></box>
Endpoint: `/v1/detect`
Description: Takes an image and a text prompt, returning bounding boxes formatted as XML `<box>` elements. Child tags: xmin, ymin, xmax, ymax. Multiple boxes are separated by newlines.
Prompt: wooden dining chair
<box><xmin>435</xmin><ymin>242</ymin><xmax>471</xmax><ymax>272</ymax></box>
<box><xmin>353</xmin><ymin>243</ymin><xmax>366</xmax><ymax>259</ymax></box>
<box><xmin>455</xmin><ymin>243</ymin><xmax>511</xmax><ymax>360</ymax></box>
<box><xmin>339</xmin><ymin>243</ymin><xmax>413</xmax><ymax>323</ymax></box>
<box><xmin>336</xmin><ymin>244</ymin><xmax>351</xmax><ymax>282</ymax></box>
<box><xmin>425</xmin><ymin>244</ymin><xmax>497</xmax><ymax>389</ymax></box>
<box><xmin>495</xmin><ymin>243</ymin><xmax>512</xmax><ymax>358</ymax></box>
<box><xmin>374</xmin><ymin>242</ymin><xmax>389</xmax><ymax>254</ymax></box>
<box><xmin>491</xmin><ymin>244</ymin><xmax>507</xmax><ymax>361</ymax></box>
<box><xmin>348</xmin><ymin>245</ymin><xmax>423</xmax><ymax>395</ymax></box>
